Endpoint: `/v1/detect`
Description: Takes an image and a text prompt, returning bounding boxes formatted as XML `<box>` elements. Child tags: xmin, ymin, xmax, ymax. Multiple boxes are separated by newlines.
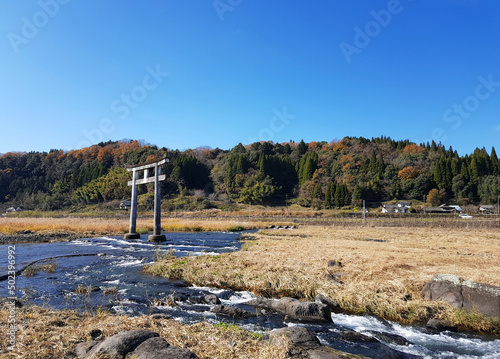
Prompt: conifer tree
<box><xmin>490</xmin><ymin>147</ymin><xmax>499</xmax><ymax>175</ymax></box>
<box><xmin>297</xmin><ymin>140</ymin><xmax>307</xmax><ymax>155</ymax></box>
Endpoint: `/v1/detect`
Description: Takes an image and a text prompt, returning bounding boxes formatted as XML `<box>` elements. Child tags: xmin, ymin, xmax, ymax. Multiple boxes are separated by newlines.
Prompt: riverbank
<box><xmin>0</xmin><ymin>217</ymin><xmax>279</xmax><ymax>244</ymax></box>
<box><xmin>0</xmin><ymin>305</ymin><xmax>296</xmax><ymax>359</ymax></box>
<box><xmin>145</xmin><ymin>225</ymin><xmax>500</xmax><ymax>335</ymax></box>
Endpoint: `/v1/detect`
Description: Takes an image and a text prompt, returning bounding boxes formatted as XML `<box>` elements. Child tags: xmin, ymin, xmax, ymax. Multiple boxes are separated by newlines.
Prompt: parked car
<box><xmin>459</xmin><ymin>214</ymin><xmax>473</xmax><ymax>219</ymax></box>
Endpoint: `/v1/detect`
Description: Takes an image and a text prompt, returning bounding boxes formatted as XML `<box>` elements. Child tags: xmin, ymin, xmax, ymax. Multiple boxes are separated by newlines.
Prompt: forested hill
<box><xmin>0</xmin><ymin>138</ymin><xmax>498</xmax><ymax>211</ymax></box>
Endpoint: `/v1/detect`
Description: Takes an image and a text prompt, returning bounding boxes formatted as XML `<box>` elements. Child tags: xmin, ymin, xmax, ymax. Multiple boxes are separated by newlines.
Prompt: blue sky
<box><xmin>1</xmin><ymin>0</ymin><xmax>499</xmax><ymax>155</ymax></box>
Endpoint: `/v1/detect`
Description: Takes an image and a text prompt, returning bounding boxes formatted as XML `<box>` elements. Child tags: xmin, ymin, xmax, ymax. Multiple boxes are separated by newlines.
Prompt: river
<box><xmin>1</xmin><ymin>232</ymin><xmax>499</xmax><ymax>358</ymax></box>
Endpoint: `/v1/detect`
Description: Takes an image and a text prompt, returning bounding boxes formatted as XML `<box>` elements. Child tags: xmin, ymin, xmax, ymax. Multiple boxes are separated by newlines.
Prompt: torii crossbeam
<box><xmin>123</xmin><ymin>157</ymin><xmax>168</xmax><ymax>242</ymax></box>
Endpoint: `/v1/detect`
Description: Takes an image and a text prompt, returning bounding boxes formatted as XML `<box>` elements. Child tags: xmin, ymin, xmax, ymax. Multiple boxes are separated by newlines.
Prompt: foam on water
<box><xmin>330</xmin><ymin>312</ymin><xmax>500</xmax><ymax>358</ymax></box>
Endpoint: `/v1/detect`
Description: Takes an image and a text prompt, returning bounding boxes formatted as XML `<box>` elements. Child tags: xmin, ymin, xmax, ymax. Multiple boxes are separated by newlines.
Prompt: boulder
<box><xmin>188</xmin><ymin>294</ymin><xmax>220</xmax><ymax>305</ymax></box>
<box><xmin>422</xmin><ymin>274</ymin><xmax>463</xmax><ymax>308</ymax></box>
<box><xmin>422</xmin><ymin>274</ymin><xmax>500</xmax><ymax>318</ymax></box>
<box><xmin>210</xmin><ymin>305</ymin><xmax>256</xmax><ymax>319</ymax></box>
<box><xmin>365</xmin><ymin>330</ymin><xmax>412</xmax><ymax>346</ymax></box>
<box><xmin>133</xmin><ymin>337</ymin><xmax>170</xmax><ymax>353</ymax></box>
<box><xmin>76</xmin><ymin>330</ymin><xmax>199</xmax><ymax>359</ymax></box>
<box><xmin>269</xmin><ymin>327</ymin><xmax>320</xmax><ymax>350</ymax></box>
<box><xmin>83</xmin><ymin>330</ymin><xmax>159</xmax><ymax>358</ymax></box>
<box><xmin>246</xmin><ymin>297</ymin><xmax>332</xmax><ymax>323</ymax></box>
<box><xmin>133</xmin><ymin>337</ymin><xmax>199</xmax><ymax>359</ymax></box>
<box><xmin>339</xmin><ymin>329</ymin><xmax>378</xmax><ymax>343</ymax></box>
<box><xmin>269</xmin><ymin>327</ymin><xmax>362</xmax><ymax>359</ymax></box>
<box><xmin>315</xmin><ymin>294</ymin><xmax>341</xmax><ymax>312</ymax></box>
<box><xmin>462</xmin><ymin>280</ymin><xmax>500</xmax><ymax>318</ymax></box>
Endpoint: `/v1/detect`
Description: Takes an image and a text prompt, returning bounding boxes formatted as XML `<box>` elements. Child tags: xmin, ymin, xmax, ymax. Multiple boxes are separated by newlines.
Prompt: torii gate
<box><xmin>123</xmin><ymin>157</ymin><xmax>168</xmax><ymax>242</ymax></box>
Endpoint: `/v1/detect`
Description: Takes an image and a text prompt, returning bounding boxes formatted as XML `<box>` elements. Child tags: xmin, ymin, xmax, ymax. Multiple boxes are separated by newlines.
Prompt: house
<box><xmin>479</xmin><ymin>205</ymin><xmax>495</xmax><ymax>214</ymax></box>
<box><xmin>382</xmin><ymin>201</ymin><xmax>411</xmax><ymax>214</ymax></box>
<box><xmin>440</xmin><ymin>204</ymin><xmax>462</xmax><ymax>213</ymax></box>
<box><xmin>423</xmin><ymin>204</ymin><xmax>462</xmax><ymax>214</ymax></box>
<box><xmin>5</xmin><ymin>206</ymin><xmax>23</xmax><ymax>213</ymax></box>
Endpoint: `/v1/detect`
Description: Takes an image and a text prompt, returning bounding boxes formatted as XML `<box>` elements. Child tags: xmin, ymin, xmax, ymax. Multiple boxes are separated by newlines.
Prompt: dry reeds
<box><xmin>0</xmin><ymin>217</ymin><xmax>277</xmax><ymax>237</ymax></box>
<box><xmin>145</xmin><ymin>225</ymin><xmax>500</xmax><ymax>333</ymax></box>
<box><xmin>0</xmin><ymin>306</ymin><xmax>290</xmax><ymax>359</ymax></box>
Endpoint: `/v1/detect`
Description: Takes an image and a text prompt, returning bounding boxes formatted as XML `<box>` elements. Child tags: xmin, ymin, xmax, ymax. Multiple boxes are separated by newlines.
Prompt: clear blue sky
<box><xmin>1</xmin><ymin>0</ymin><xmax>499</xmax><ymax>155</ymax></box>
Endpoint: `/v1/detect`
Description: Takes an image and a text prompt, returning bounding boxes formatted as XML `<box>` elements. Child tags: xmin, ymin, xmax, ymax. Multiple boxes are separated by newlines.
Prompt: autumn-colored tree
<box><xmin>398</xmin><ymin>166</ymin><xmax>420</xmax><ymax>180</ymax></box>
<box><xmin>403</xmin><ymin>144</ymin><xmax>425</xmax><ymax>155</ymax></box>
<box><xmin>427</xmin><ymin>188</ymin><xmax>446</xmax><ymax>206</ymax></box>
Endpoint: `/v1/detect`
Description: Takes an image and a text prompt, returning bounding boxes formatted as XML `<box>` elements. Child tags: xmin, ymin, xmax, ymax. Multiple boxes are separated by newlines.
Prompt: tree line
<box><xmin>0</xmin><ymin>137</ymin><xmax>498</xmax><ymax>210</ymax></box>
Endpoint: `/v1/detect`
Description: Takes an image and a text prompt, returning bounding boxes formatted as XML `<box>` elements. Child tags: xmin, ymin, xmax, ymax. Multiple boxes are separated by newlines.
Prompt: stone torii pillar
<box><xmin>123</xmin><ymin>158</ymin><xmax>168</xmax><ymax>242</ymax></box>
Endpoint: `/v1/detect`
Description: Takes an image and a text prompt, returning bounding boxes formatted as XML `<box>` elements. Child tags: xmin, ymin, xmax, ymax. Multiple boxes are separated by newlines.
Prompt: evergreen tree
<box><xmin>491</xmin><ymin>147</ymin><xmax>499</xmax><ymax>175</ymax></box>
<box><xmin>297</xmin><ymin>152</ymin><xmax>318</xmax><ymax>185</ymax></box>
<box><xmin>311</xmin><ymin>183</ymin><xmax>323</xmax><ymax>200</ymax></box>
<box><xmin>325</xmin><ymin>182</ymin><xmax>336</xmax><ymax>209</ymax></box>
<box><xmin>297</xmin><ymin>140</ymin><xmax>307</xmax><ymax>155</ymax></box>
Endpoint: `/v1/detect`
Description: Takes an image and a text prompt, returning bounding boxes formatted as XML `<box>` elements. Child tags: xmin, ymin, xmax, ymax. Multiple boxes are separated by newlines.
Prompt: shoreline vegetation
<box><xmin>144</xmin><ymin>223</ymin><xmax>500</xmax><ymax>335</ymax></box>
<box><xmin>0</xmin><ymin>306</ymin><xmax>295</xmax><ymax>359</ymax></box>
<box><xmin>1</xmin><ymin>215</ymin><xmax>499</xmax><ymax>358</ymax></box>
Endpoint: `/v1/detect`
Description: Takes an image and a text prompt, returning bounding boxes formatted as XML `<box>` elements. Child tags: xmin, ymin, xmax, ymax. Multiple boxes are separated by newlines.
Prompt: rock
<box><xmin>179</xmin><ymin>305</ymin><xmax>211</xmax><ymax>312</ymax></box>
<box><xmin>422</xmin><ymin>274</ymin><xmax>463</xmax><ymax>308</ymax></box>
<box><xmin>89</xmin><ymin>329</ymin><xmax>103</xmax><ymax>340</ymax></box>
<box><xmin>132</xmin><ymin>337</ymin><xmax>199</xmax><ymax>358</ymax></box>
<box><xmin>269</xmin><ymin>327</ymin><xmax>321</xmax><ymax>350</ymax></box>
<box><xmin>339</xmin><ymin>329</ymin><xmax>379</xmax><ymax>343</ymax></box>
<box><xmin>327</xmin><ymin>260</ymin><xmax>342</xmax><ymax>267</ymax></box>
<box><xmin>365</xmin><ymin>330</ymin><xmax>412</xmax><ymax>346</ymax></box>
<box><xmin>189</xmin><ymin>294</ymin><xmax>220</xmax><ymax>305</ymax></box>
<box><xmin>315</xmin><ymin>294</ymin><xmax>341</xmax><ymax>312</ymax></box>
<box><xmin>210</xmin><ymin>305</ymin><xmax>256</xmax><ymax>319</ymax></box>
<box><xmin>422</xmin><ymin>274</ymin><xmax>500</xmax><ymax>318</ymax></box>
<box><xmin>339</xmin><ymin>330</ymin><xmax>420</xmax><ymax>359</ymax></box>
<box><xmin>246</xmin><ymin>297</ymin><xmax>332</xmax><ymax>323</ymax></box>
<box><xmin>133</xmin><ymin>337</ymin><xmax>170</xmax><ymax>354</ymax></box>
<box><xmin>325</xmin><ymin>272</ymin><xmax>346</xmax><ymax>283</ymax></box>
<box><xmin>216</xmin><ymin>289</ymin><xmax>235</xmax><ymax>300</ymax></box>
<box><xmin>75</xmin><ymin>340</ymin><xmax>101</xmax><ymax>358</ymax></box>
<box><xmin>84</xmin><ymin>330</ymin><xmax>159</xmax><ymax>358</ymax></box>
<box><xmin>462</xmin><ymin>280</ymin><xmax>500</xmax><ymax>318</ymax></box>
<box><xmin>380</xmin><ymin>346</ymin><xmax>421</xmax><ymax>359</ymax></box>
<box><xmin>426</xmin><ymin>318</ymin><xmax>458</xmax><ymax>332</ymax></box>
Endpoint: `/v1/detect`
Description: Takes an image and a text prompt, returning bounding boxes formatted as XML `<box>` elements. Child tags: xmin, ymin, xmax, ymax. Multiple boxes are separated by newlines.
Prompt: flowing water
<box><xmin>1</xmin><ymin>233</ymin><xmax>499</xmax><ymax>358</ymax></box>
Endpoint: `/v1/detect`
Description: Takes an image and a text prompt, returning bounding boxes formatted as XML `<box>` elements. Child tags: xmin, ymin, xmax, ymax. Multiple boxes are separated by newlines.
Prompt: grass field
<box><xmin>146</xmin><ymin>225</ymin><xmax>500</xmax><ymax>334</ymax></box>
<box><xmin>0</xmin><ymin>216</ymin><xmax>278</xmax><ymax>236</ymax></box>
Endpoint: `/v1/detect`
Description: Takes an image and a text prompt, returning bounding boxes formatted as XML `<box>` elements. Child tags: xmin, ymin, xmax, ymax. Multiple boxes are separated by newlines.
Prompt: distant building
<box><xmin>479</xmin><ymin>205</ymin><xmax>495</xmax><ymax>214</ymax></box>
<box><xmin>382</xmin><ymin>201</ymin><xmax>411</xmax><ymax>214</ymax></box>
<box><xmin>5</xmin><ymin>206</ymin><xmax>23</xmax><ymax>213</ymax></box>
<box><xmin>423</xmin><ymin>204</ymin><xmax>462</xmax><ymax>214</ymax></box>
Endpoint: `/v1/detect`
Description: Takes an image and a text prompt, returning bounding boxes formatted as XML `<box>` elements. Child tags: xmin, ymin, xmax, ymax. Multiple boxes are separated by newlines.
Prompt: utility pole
<box><xmin>497</xmin><ymin>195</ymin><xmax>500</xmax><ymax>216</ymax></box>
<box><xmin>249</xmin><ymin>202</ymin><xmax>251</xmax><ymax>220</ymax></box>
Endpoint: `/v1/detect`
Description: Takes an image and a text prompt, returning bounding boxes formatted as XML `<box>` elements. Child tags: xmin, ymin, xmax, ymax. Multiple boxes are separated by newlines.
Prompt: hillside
<box><xmin>0</xmin><ymin>138</ymin><xmax>498</xmax><ymax>211</ymax></box>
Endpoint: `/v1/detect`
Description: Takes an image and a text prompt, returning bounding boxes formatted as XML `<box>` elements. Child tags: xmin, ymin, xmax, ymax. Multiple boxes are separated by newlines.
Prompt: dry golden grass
<box><xmin>0</xmin><ymin>217</ymin><xmax>277</xmax><ymax>237</ymax></box>
<box><xmin>146</xmin><ymin>225</ymin><xmax>500</xmax><ymax>333</ymax></box>
<box><xmin>0</xmin><ymin>306</ymin><xmax>290</xmax><ymax>359</ymax></box>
